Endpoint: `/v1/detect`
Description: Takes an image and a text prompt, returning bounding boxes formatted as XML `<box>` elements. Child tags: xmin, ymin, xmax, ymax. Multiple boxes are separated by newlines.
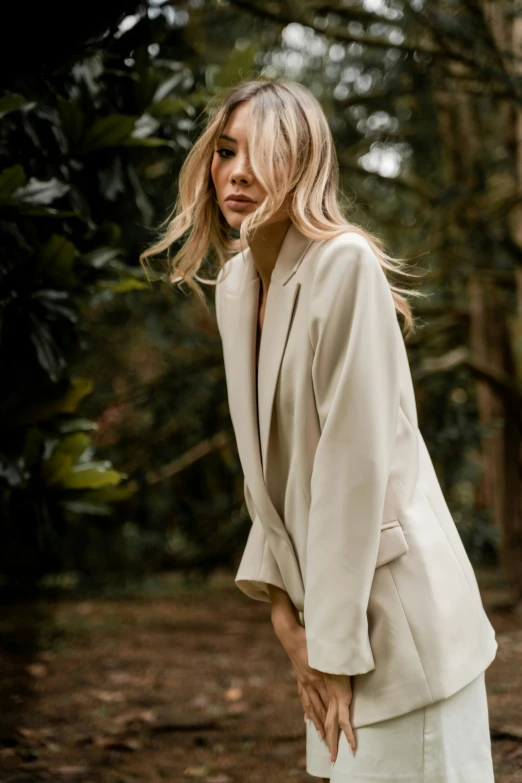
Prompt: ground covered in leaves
<box><xmin>1</xmin><ymin>568</ymin><xmax>521</xmax><ymax>783</ymax></box>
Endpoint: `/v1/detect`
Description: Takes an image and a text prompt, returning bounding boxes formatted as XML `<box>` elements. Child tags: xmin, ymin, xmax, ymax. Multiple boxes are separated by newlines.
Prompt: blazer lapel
<box><xmin>223</xmin><ymin>269</ymin><xmax>264</xmax><ymax>499</ymax></box>
<box><xmin>257</xmin><ymin>223</ymin><xmax>314</xmax><ymax>476</ymax></box>
<box><xmin>221</xmin><ymin>222</ymin><xmax>314</xmax><ymax>610</ymax></box>
<box><xmin>257</xmin><ymin>280</ymin><xmax>301</xmax><ymax>479</ymax></box>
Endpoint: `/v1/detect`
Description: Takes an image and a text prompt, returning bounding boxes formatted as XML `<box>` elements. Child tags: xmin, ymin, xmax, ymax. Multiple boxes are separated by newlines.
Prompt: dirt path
<box><xmin>0</xmin><ymin>568</ymin><xmax>521</xmax><ymax>782</ymax></box>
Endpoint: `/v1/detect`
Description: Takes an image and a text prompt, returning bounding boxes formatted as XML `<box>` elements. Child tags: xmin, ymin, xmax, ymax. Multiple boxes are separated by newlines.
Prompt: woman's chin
<box><xmin>224</xmin><ymin>212</ymin><xmax>248</xmax><ymax>230</ymax></box>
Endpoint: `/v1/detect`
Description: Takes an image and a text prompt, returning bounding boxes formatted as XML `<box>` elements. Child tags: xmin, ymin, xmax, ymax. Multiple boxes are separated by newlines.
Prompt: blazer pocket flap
<box><xmin>376</xmin><ymin>522</ymin><xmax>409</xmax><ymax>569</ymax></box>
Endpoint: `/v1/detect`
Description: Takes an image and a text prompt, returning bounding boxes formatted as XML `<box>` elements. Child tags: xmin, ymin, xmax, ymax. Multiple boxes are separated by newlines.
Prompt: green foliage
<box><xmin>3</xmin><ymin>0</ymin><xmax>512</xmax><ymax>592</ymax></box>
<box><xmin>0</xmin><ymin>3</ymin><xmax>213</xmax><ymax>588</ymax></box>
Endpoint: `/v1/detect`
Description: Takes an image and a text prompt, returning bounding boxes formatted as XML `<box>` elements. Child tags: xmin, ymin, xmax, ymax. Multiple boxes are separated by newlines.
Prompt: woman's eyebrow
<box><xmin>218</xmin><ymin>134</ymin><xmax>237</xmax><ymax>143</ymax></box>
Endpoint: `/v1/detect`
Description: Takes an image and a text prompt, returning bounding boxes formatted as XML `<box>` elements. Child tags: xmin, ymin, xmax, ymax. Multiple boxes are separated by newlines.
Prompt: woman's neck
<box><xmin>248</xmin><ymin>217</ymin><xmax>291</xmax><ymax>291</ymax></box>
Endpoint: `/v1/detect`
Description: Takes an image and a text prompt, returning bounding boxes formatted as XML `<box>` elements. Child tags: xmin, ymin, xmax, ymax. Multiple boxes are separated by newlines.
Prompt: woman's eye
<box><xmin>216</xmin><ymin>148</ymin><xmax>233</xmax><ymax>158</ymax></box>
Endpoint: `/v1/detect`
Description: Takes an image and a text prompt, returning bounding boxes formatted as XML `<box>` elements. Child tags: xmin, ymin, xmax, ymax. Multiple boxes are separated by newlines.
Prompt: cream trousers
<box><xmin>306</xmin><ymin>670</ymin><xmax>495</xmax><ymax>782</ymax></box>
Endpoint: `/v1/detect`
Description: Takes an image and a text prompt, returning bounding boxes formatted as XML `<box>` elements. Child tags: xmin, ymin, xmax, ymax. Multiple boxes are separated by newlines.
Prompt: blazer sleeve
<box><xmin>215</xmin><ymin>272</ymin><xmax>286</xmax><ymax>603</ymax></box>
<box><xmin>304</xmin><ymin>236</ymin><xmax>401</xmax><ymax>676</ymax></box>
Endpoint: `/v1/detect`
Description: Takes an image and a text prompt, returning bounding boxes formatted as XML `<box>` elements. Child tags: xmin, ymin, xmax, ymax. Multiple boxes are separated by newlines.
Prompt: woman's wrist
<box><xmin>267</xmin><ymin>585</ymin><xmax>302</xmax><ymax>645</ymax></box>
<box><xmin>271</xmin><ymin>603</ymin><xmax>300</xmax><ymax>634</ymax></box>
<box><xmin>273</xmin><ymin>612</ymin><xmax>304</xmax><ymax>654</ymax></box>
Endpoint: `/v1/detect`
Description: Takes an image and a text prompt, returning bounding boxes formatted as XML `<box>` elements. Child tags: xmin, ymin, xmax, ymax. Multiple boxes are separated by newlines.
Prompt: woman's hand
<box><xmin>275</xmin><ymin>621</ymin><xmax>330</xmax><ymax>741</ymax></box>
<box><xmin>323</xmin><ymin>672</ymin><xmax>357</xmax><ymax>762</ymax></box>
<box><xmin>266</xmin><ymin>586</ymin><xmax>330</xmax><ymax>741</ymax></box>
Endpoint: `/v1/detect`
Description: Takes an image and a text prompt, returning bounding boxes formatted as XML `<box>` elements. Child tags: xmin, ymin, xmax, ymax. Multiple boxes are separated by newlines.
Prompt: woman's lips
<box><xmin>225</xmin><ymin>199</ymin><xmax>255</xmax><ymax>210</ymax></box>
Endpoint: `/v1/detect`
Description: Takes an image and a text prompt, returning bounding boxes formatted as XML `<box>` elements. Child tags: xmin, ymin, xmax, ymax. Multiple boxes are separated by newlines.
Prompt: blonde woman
<box><xmin>142</xmin><ymin>79</ymin><xmax>498</xmax><ymax>781</ymax></box>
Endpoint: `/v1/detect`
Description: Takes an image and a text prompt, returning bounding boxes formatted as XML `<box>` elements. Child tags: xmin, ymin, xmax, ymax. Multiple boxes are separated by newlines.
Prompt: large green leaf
<box><xmin>19</xmin><ymin>377</ymin><xmax>94</xmax><ymax>425</ymax></box>
<box><xmin>14</xmin><ymin>177</ymin><xmax>70</xmax><ymax>205</ymax></box>
<box><xmin>16</xmin><ymin>206</ymin><xmax>80</xmax><ymax>218</ymax></box>
<box><xmin>28</xmin><ymin>314</ymin><xmax>67</xmax><ymax>381</ymax></box>
<box><xmin>56</xmin><ymin>96</ymin><xmax>85</xmax><ymax>151</ymax></box>
<box><xmin>80</xmin><ymin>115</ymin><xmax>137</xmax><ymax>152</ymax></box>
<box><xmin>123</xmin><ymin>137</ymin><xmax>177</xmax><ymax>148</ymax></box>
<box><xmin>32</xmin><ymin>290</ymin><xmax>78</xmax><ymax>323</ymax></box>
<box><xmin>86</xmin><ymin>483</ymin><xmax>137</xmax><ymax>502</ymax></box>
<box><xmin>127</xmin><ymin>164</ymin><xmax>154</xmax><ymax>226</ymax></box>
<box><xmin>0</xmin><ymin>165</ymin><xmax>27</xmax><ymax>202</ymax></box>
<box><xmin>0</xmin><ymin>94</ymin><xmax>35</xmax><ymax>118</ymax></box>
<box><xmin>42</xmin><ymin>451</ymin><xmax>73</xmax><ymax>487</ymax></box>
<box><xmin>38</xmin><ymin>234</ymin><xmax>77</xmax><ymax>284</ymax></box>
<box><xmin>82</xmin><ymin>247</ymin><xmax>122</xmax><ymax>269</ymax></box>
<box><xmin>42</xmin><ymin>434</ymin><xmax>125</xmax><ymax>489</ymax></box>
<box><xmin>131</xmin><ymin>113</ymin><xmax>160</xmax><ymax>138</ymax></box>
<box><xmin>97</xmin><ymin>278</ymin><xmax>151</xmax><ymax>292</ymax></box>
<box><xmin>54</xmin><ymin>432</ymin><xmax>92</xmax><ymax>464</ymax></box>
<box><xmin>61</xmin><ymin>463</ymin><xmax>125</xmax><ymax>489</ymax></box>
<box><xmin>149</xmin><ymin>90</ymin><xmax>206</xmax><ymax>117</ymax></box>
<box><xmin>0</xmin><ymin>219</ymin><xmax>31</xmax><ymax>249</ymax></box>
<box><xmin>58</xmin><ymin>418</ymin><xmax>98</xmax><ymax>434</ymax></box>
<box><xmin>148</xmin><ymin>97</ymin><xmax>188</xmax><ymax>117</ymax></box>
<box><xmin>60</xmin><ymin>500</ymin><xmax>112</xmax><ymax>515</ymax></box>
<box><xmin>209</xmin><ymin>44</ymin><xmax>257</xmax><ymax>89</ymax></box>
<box><xmin>41</xmin><ymin>433</ymin><xmax>92</xmax><ymax>487</ymax></box>
<box><xmin>60</xmin><ymin>482</ymin><xmax>137</xmax><ymax>516</ymax></box>
<box><xmin>152</xmin><ymin>71</ymin><xmax>186</xmax><ymax>103</ymax></box>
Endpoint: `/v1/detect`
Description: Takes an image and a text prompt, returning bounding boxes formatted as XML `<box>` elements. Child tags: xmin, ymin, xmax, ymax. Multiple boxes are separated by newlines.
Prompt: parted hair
<box><xmin>140</xmin><ymin>78</ymin><xmax>425</xmax><ymax>335</ymax></box>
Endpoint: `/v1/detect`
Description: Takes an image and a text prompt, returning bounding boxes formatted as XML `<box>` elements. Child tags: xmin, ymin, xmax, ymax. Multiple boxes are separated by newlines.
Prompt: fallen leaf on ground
<box><xmin>191</xmin><ymin>694</ymin><xmax>211</xmax><ymax>709</ymax></box>
<box><xmin>18</xmin><ymin>726</ymin><xmax>54</xmax><ymax>740</ymax></box>
<box><xmin>95</xmin><ymin>736</ymin><xmax>142</xmax><ymax>751</ymax></box>
<box><xmin>184</xmin><ymin>765</ymin><xmax>210</xmax><ymax>777</ymax></box>
<box><xmin>37</xmin><ymin>650</ymin><xmax>57</xmax><ymax>662</ymax></box>
<box><xmin>113</xmin><ymin>709</ymin><xmax>156</xmax><ymax>727</ymax></box>
<box><xmin>108</xmin><ymin>670</ymin><xmax>150</xmax><ymax>687</ymax></box>
<box><xmin>224</xmin><ymin>687</ymin><xmax>242</xmax><ymax>702</ymax></box>
<box><xmin>53</xmin><ymin>765</ymin><xmax>89</xmax><ymax>775</ymax></box>
<box><xmin>91</xmin><ymin>689</ymin><xmax>126</xmax><ymax>703</ymax></box>
<box><xmin>26</xmin><ymin>663</ymin><xmax>47</xmax><ymax>678</ymax></box>
<box><xmin>226</xmin><ymin>701</ymin><xmax>249</xmax><ymax>714</ymax></box>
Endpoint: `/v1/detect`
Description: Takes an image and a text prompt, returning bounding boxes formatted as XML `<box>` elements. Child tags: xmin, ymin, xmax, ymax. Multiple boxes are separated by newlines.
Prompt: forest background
<box><xmin>2</xmin><ymin>0</ymin><xmax>522</xmax><ymax>606</ymax></box>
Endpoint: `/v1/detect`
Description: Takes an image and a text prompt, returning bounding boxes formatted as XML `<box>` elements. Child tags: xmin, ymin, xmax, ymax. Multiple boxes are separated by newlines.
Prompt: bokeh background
<box><xmin>1</xmin><ymin>1</ymin><xmax>522</xmax><ymax>781</ymax></box>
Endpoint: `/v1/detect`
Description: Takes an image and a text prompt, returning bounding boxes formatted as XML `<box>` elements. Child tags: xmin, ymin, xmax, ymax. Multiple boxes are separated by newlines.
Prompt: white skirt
<box><xmin>306</xmin><ymin>670</ymin><xmax>495</xmax><ymax>782</ymax></box>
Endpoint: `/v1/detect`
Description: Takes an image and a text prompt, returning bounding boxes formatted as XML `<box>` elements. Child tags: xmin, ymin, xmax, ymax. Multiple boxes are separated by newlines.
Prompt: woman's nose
<box><xmin>231</xmin><ymin>169</ymin><xmax>249</xmax><ymax>184</ymax></box>
<box><xmin>230</xmin><ymin>157</ymin><xmax>252</xmax><ymax>184</ymax></box>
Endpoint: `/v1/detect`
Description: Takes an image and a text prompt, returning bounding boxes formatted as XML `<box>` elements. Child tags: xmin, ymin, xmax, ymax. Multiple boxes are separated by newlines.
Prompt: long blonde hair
<box><xmin>140</xmin><ymin>78</ymin><xmax>425</xmax><ymax>336</ymax></box>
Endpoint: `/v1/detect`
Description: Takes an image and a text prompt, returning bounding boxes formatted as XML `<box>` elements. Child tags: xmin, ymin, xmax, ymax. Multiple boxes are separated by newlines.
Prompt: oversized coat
<box><xmin>214</xmin><ymin>221</ymin><xmax>498</xmax><ymax>729</ymax></box>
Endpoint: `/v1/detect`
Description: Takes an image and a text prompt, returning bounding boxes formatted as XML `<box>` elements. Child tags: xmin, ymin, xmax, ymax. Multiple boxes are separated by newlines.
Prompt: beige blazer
<box><xmin>214</xmin><ymin>221</ymin><xmax>498</xmax><ymax>728</ymax></box>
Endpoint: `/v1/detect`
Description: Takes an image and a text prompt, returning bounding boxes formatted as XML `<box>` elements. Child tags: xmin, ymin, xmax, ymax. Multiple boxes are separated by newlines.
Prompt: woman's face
<box><xmin>210</xmin><ymin>101</ymin><xmax>288</xmax><ymax>230</ymax></box>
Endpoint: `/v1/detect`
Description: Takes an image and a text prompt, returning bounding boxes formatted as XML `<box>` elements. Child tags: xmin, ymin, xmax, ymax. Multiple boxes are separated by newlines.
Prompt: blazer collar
<box><xmin>230</xmin><ymin>220</ymin><xmax>315</xmax><ymax>293</ymax></box>
<box><xmin>271</xmin><ymin>221</ymin><xmax>313</xmax><ymax>284</ymax></box>
<box><xmin>221</xmin><ymin>222</ymin><xmax>314</xmax><ymax>606</ymax></box>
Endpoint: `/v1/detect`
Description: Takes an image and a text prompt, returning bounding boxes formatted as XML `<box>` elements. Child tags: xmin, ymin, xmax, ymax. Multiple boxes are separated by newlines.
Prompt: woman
<box><xmin>142</xmin><ymin>79</ymin><xmax>498</xmax><ymax>781</ymax></box>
